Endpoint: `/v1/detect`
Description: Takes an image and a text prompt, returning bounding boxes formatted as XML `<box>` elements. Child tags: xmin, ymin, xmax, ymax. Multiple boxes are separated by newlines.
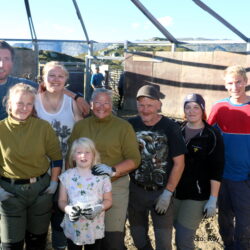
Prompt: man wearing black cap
<box><xmin>128</xmin><ymin>84</ymin><xmax>186</xmax><ymax>250</ymax></box>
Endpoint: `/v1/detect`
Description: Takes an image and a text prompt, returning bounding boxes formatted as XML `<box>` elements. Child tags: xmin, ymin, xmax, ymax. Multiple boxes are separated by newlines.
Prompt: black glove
<box><xmin>92</xmin><ymin>164</ymin><xmax>116</xmax><ymax>177</ymax></box>
<box><xmin>81</xmin><ymin>204</ymin><xmax>103</xmax><ymax>220</ymax></box>
<box><xmin>65</xmin><ymin>205</ymin><xmax>81</xmax><ymax>222</ymax></box>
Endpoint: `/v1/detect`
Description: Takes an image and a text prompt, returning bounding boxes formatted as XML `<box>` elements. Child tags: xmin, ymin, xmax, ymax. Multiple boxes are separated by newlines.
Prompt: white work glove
<box><xmin>82</xmin><ymin>204</ymin><xmax>103</xmax><ymax>220</ymax></box>
<box><xmin>203</xmin><ymin>195</ymin><xmax>217</xmax><ymax>218</ymax></box>
<box><xmin>91</xmin><ymin>164</ymin><xmax>116</xmax><ymax>177</ymax></box>
<box><xmin>0</xmin><ymin>187</ymin><xmax>14</xmax><ymax>201</ymax></box>
<box><xmin>44</xmin><ymin>180</ymin><xmax>58</xmax><ymax>194</ymax></box>
<box><xmin>155</xmin><ymin>189</ymin><xmax>173</xmax><ymax>215</ymax></box>
<box><xmin>65</xmin><ymin>205</ymin><xmax>82</xmax><ymax>222</ymax></box>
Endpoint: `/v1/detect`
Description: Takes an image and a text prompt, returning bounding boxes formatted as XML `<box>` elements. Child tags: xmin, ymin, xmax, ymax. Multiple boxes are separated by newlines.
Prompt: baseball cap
<box><xmin>136</xmin><ymin>85</ymin><xmax>160</xmax><ymax>100</ymax></box>
<box><xmin>184</xmin><ymin>93</ymin><xmax>205</xmax><ymax>111</ymax></box>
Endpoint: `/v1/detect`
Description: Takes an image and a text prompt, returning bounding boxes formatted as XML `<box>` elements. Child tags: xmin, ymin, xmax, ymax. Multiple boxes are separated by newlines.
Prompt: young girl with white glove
<box><xmin>58</xmin><ymin>137</ymin><xmax>112</xmax><ymax>250</ymax></box>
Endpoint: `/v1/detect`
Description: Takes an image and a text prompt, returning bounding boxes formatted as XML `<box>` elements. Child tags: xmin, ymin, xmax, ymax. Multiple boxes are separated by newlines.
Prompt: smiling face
<box><xmin>184</xmin><ymin>102</ymin><xmax>203</xmax><ymax>124</ymax></box>
<box><xmin>43</xmin><ymin>65</ymin><xmax>67</xmax><ymax>93</ymax></box>
<box><xmin>9</xmin><ymin>91</ymin><xmax>34</xmax><ymax>121</ymax></box>
<box><xmin>137</xmin><ymin>97</ymin><xmax>161</xmax><ymax>126</ymax></box>
<box><xmin>224</xmin><ymin>73</ymin><xmax>248</xmax><ymax>103</ymax></box>
<box><xmin>91</xmin><ymin>92</ymin><xmax>112</xmax><ymax>119</ymax></box>
<box><xmin>0</xmin><ymin>49</ymin><xmax>13</xmax><ymax>84</ymax></box>
<box><xmin>74</xmin><ymin>146</ymin><xmax>94</xmax><ymax>169</ymax></box>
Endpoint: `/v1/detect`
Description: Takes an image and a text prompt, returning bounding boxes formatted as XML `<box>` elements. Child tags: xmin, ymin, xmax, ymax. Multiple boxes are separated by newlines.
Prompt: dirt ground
<box><xmin>46</xmin><ymin>214</ymin><xmax>224</xmax><ymax>249</ymax></box>
<box><xmin>124</xmin><ymin>215</ymin><xmax>224</xmax><ymax>250</ymax></box>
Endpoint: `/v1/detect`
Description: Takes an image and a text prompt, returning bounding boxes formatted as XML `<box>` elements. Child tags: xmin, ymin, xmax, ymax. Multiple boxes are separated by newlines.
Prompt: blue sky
<box><xmin>1</xmin><ymin>0</ymin><xmax>249</xmax><ymax>42</ymax></box>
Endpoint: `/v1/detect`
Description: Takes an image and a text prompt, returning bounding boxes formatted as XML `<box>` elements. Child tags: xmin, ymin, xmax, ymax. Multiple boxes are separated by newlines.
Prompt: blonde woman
<box><xmin>35</xmin><ymin>61</ymin><xmax>83</xmax><ymax>249</ymax></box>
<box><xmin>0</xmin><ymin>83</ymin><xmax>62</xmax><ymax>249</ymax></box>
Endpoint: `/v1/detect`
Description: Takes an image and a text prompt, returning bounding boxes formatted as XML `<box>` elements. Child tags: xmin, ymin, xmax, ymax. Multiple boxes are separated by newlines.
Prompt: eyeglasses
<box><xmin>93</xmin><ymin>102</ymin><xmax>111</xmax><ymax>108</ymax></box>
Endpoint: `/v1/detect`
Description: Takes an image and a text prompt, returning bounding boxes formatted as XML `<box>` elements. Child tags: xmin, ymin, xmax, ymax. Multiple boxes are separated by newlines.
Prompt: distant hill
<box><xmin>13</xmin><ymin>41</ymin><xmax>111</xmax><ymax>56</ymax></box>
<box><xmin>13</xmin><ymin>38</ymin><xmax>247</xmax><ymax>57</ymax></box>
<box><xmin>151</xmin><ymin>37</ymin><xmax>247</xmax><ymax>52</ymax></box>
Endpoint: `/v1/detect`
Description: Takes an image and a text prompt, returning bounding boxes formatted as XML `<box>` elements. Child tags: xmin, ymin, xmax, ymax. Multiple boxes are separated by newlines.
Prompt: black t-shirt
<box><xmin>128</xmin><ymin>116</ymin><xmax>186</xmax><ymax>188</ymax></box>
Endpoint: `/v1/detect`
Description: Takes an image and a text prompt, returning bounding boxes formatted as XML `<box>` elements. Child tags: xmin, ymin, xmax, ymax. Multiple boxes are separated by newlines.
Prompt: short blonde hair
<box><xmin>68</xmin><ymin>137</ymin><xmax>100</xmax><ymax>168</ymax></box>
<box><xmin>6</xmin><ymin>83</ymin><xmax>37</xmax><ymax>116</ymax></box>
<box><xmin>224</xmin><ymin>65</ymin><xmax>248</xmax><ymax>82</ymax></box>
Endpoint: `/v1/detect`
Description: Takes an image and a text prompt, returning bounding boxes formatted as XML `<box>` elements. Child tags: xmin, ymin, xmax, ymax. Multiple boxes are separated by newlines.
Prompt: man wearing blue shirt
<box><xmin>90</xmin><ymin>66</ymin><xmax>104</xmax><ymax>89</ymax></box>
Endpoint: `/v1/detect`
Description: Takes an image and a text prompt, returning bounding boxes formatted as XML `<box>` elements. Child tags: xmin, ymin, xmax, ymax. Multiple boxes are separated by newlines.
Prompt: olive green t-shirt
<box><xmin>0</xmin><ymin>116</ymin><xmax>62</xmax><ymax>179</ymax></box>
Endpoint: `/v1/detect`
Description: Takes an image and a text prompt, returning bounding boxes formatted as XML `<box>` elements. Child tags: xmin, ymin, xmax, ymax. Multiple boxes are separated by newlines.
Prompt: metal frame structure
<box><xmin>193</xmin><ymin>0</ymin><xmax>249</xmax><ymax>43</ymax></box>
<box><xmin>2</xmin><ymin>0</ymin><xmax>249</xmax><ymax>97</ymax></box>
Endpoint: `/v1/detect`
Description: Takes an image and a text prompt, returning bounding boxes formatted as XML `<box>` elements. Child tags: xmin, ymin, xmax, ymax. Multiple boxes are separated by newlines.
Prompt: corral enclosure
<box><xmin>124</xmin><ymin>50</ymin><xmax>250</xmax><ymax>118</ymax></box>
<box><xmin>12</xmin><ymin>49</ymin><xmax>85</xmax><ymax>94</ymax></box>
<box><xmin>13</xmin><ymin>48</ymin><xmax>250</xmax><ymax>119</ymax></box>
<box><xmin>12</xmin><ymin>49</ymin><xmax>37</xmax><ymax>80</ymax></box>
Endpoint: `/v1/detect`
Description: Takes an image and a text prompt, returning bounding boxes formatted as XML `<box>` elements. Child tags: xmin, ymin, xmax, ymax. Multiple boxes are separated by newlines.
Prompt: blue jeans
<box><xmin>218</xmin><ymin>179</ymin><xmax>250</xmax><ymax>250</ymax></box>
<box><xmin>128</xmin><ymin>182</ymin><xmax>173</xmax><ymax>250</ymax></box>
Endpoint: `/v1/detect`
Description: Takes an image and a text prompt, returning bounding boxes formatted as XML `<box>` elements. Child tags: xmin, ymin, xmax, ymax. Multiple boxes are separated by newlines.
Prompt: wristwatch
<box><xmin>74</xmin><ymin>92</ymin><xmax>83</xmax><ymax>101</ymax></box>
<box><xmin>111</xmin><ymin>167</ymin><xmax>116</xmax><ymax>177</ymax></box>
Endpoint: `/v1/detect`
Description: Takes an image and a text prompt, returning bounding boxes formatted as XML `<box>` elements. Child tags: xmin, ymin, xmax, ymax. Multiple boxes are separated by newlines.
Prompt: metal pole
<box><xmin>171</xmin><ymin>43</ymin><xmax>176</xmax><ymax>52</ymax></box>
<box><xmin>84</xmin><ymin>41</ymin><xmax>93</xmax><ymax>101</ymax></box>
<box><xmin>130</xmin><ymin>0</ymin><xmax>180</xmax><ymax>44</ymax></box>
<box><xmin>24</xmin><ymin>0</ymin><xmax>39</xmax><ymax>79</ymax></box>
<box><xmin>72</xmin><ymin>0</ymin><xmax>90</xmax><ymax>44</ymax></box>
<box><xmin>193</xmin><ymin>0</ymin><xmax>249</xmax><ymax>43</ymax></box>
<box><xmin>124</xmin><ymin>40</ymin><xmax>128</xmax><ymax>52</ymax></box>
<box><xmin>72</xmin><ymin>0</ymin><xmax>92</xmax><ymax>100</ymax></box>
<box><xmin>247</xmin><ymin>43</ymin><xmax>250</xmax><ymax>52</ymax></box>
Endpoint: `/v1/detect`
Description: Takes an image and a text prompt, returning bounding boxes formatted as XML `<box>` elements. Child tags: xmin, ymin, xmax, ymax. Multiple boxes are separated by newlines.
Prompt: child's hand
<box><xmin>81</xmin><ymin>204</ymin><xmax>103</xmax><ymax>220</ymax></box>
<box><xmin>65</xmin><ymin>205</ymin><xmax>81</xmax><ymax>222</ymax></box>
<box><xmin>91</xmin><ymin>164</ymin><xmax>116</xmax><ymax>177</ymax></box>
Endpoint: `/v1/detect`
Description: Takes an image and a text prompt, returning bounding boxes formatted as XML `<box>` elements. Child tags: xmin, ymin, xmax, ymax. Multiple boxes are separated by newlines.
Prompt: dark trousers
<box><xmin>0</xmin><ymin>175</ymin><xmax>52</xmax><ymax>245</ymax></box>
<box><xmin>218</xmin><ymin>179</ymin><xmax>250</xmax><ymax>250</ymax></box>
<box><xmin>128</xmin><ymin>182</ymin><xmax>173</xmax><ymax>250</ymax></box>
<box><xmin>51</xmin><ymin>201</ymin><xmax>67</xmax><ymax>249</ymax></box>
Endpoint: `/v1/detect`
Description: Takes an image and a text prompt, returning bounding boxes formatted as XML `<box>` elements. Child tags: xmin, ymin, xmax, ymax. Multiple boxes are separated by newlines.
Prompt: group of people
<box><xmin>0</xmin><ymin>39</ymin><xmax>249</xmax><ymax>250</ymax></box>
